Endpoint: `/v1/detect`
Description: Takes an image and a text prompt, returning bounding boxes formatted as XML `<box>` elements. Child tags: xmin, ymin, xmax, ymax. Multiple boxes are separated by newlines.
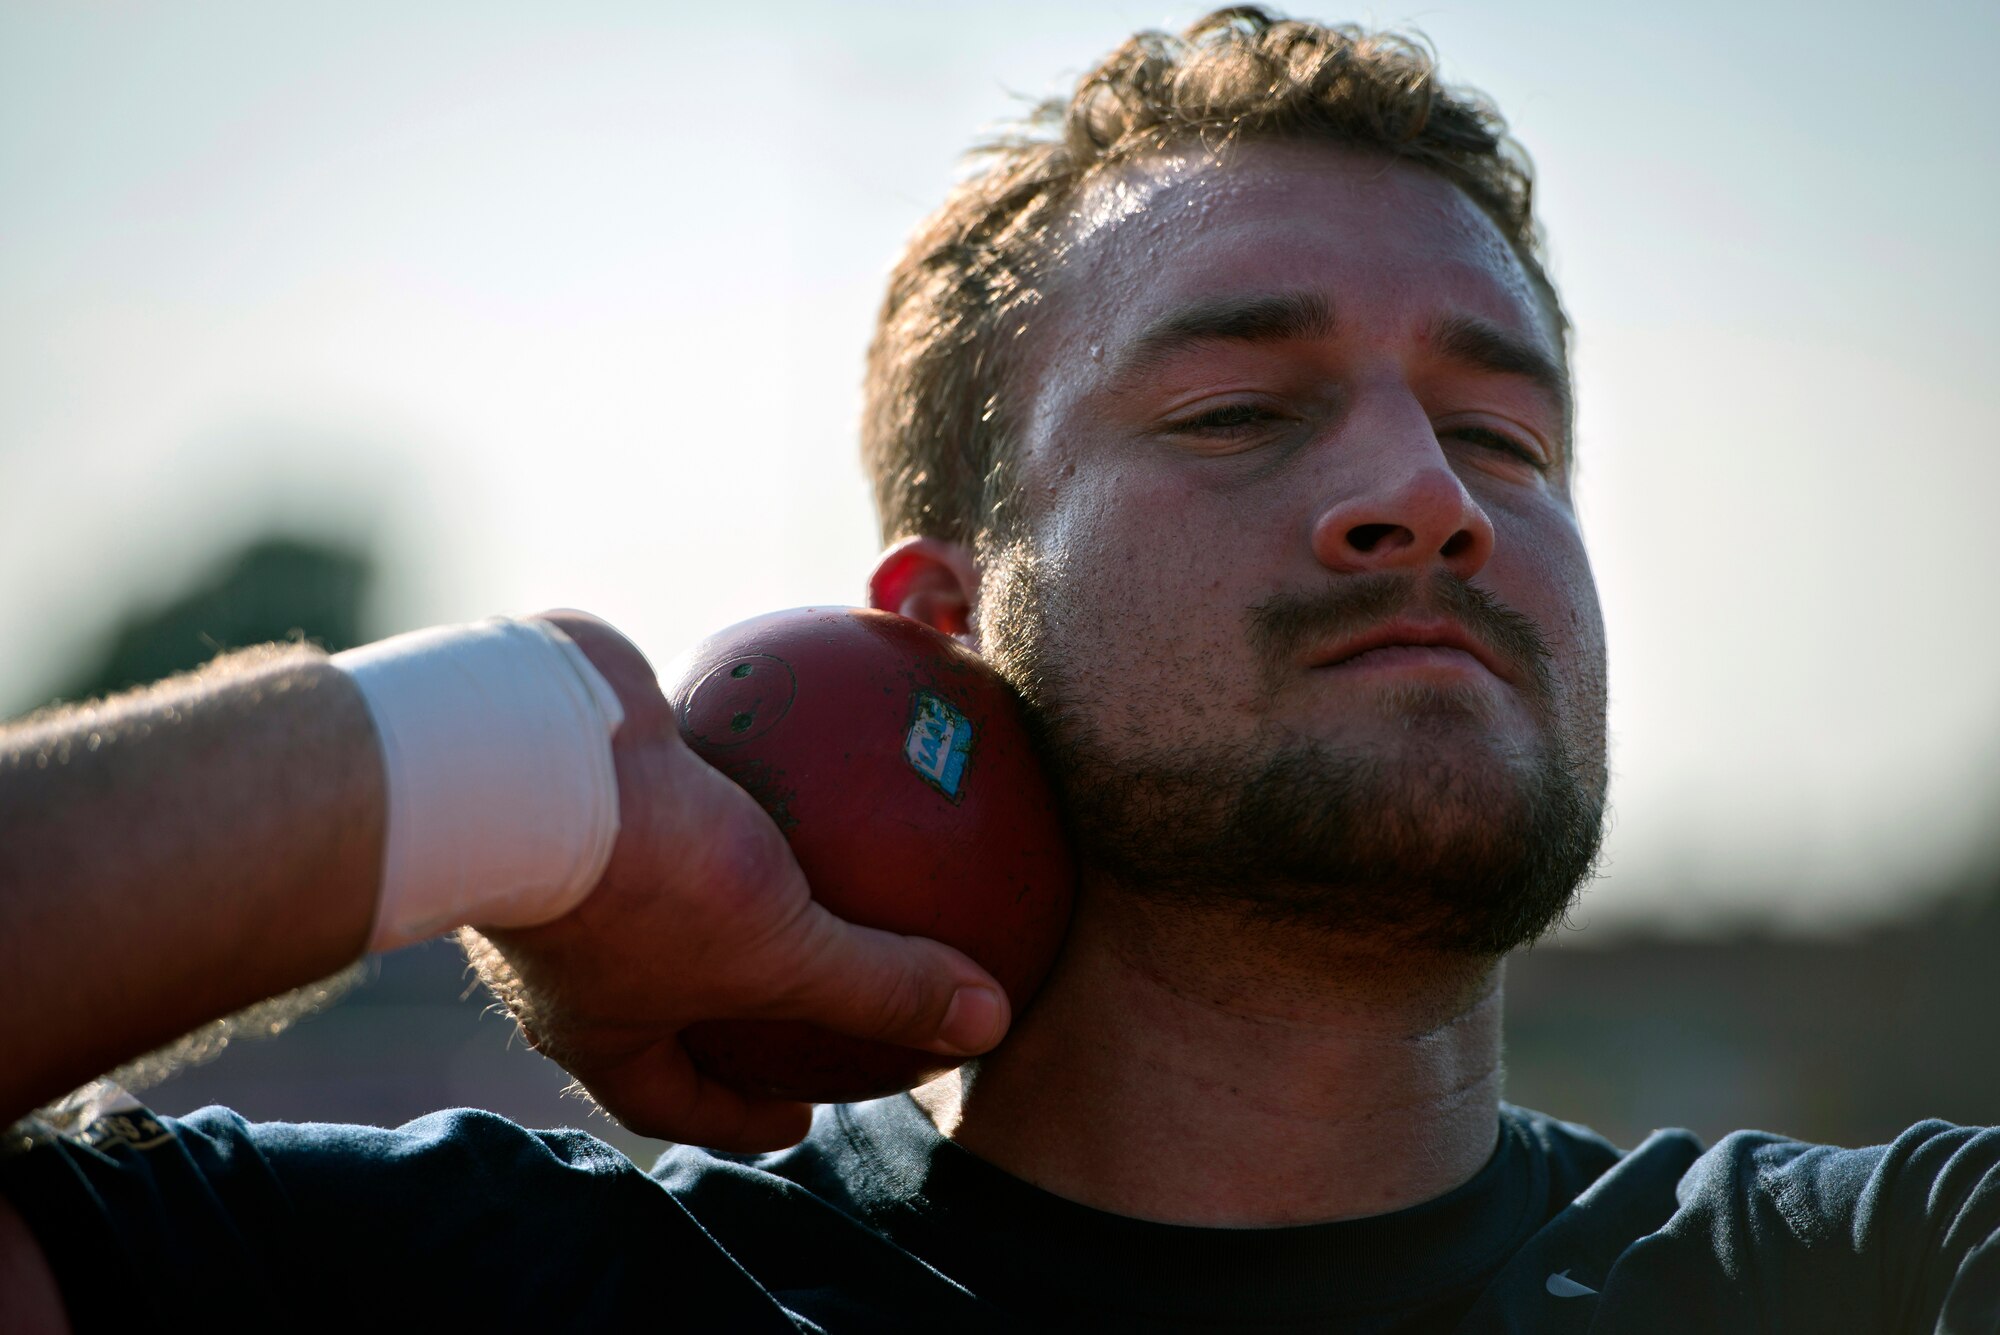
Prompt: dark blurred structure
<box><xmin>143</xmin><ymin>941</ymin><xmax>674</xmax><ymax>1164</ymax></box>
<box><xmin>43</xmin><ymin>535</ymin><xmax>373</xmax><ymax>707</ymax></box>
<box><xmin>1505</xmin><ymin>879</ymin><xmax>2000</xmax><ymax>1149</ymax></box>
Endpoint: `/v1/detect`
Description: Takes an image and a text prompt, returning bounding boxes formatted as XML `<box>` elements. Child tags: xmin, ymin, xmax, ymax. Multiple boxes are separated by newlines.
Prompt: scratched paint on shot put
<box><xmin>903</xmin><ymin>691</ymin><xmax>974</xmax><ymax>801</ymax></box>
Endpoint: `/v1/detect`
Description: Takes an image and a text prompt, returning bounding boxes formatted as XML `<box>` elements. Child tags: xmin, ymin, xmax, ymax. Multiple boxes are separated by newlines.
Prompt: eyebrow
<box><xmin>1118</xmin><ymin>290</ymin><xmax>1564</xmax><ymax>387</ymax></box>
<box><xmin>1114</xmin><ymin>291</ymin><xmax>1338</xmax><ymax>379</ymax></box>
<box><xmin>1427</xmin><ymin>313</ymin><xmax>1573</xmax><ymax>429</ymax></box>
<box><xmin>1108</xmin><ymin>290</ymin><xmax>1572</xmax><ymax>443</ymax></box>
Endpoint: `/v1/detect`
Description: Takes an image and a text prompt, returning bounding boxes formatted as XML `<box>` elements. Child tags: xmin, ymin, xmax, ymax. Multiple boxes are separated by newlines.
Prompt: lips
<box><xmin>1308</xmin><ymin>618</ymin><xmax>1513</xmax><ymax>684</ymax></box>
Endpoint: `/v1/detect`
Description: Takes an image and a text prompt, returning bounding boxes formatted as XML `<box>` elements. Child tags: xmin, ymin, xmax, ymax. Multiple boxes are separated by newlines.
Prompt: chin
<box><xmin>1053</xmin><ymin>725</ymin><xmax>1606</xmax><ymax>957</ymax></box>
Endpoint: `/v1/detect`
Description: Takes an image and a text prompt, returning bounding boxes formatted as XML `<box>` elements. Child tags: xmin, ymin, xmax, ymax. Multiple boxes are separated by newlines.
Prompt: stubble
<box><xmin>980</xmin><ymin>543</ymin><xmax>1606</xmax><ymax>955</ymax></box>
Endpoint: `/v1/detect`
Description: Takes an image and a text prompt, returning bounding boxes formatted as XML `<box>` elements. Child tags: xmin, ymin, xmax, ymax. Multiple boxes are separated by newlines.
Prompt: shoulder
<box><xmin>651</xmin><ymin>1103</ymin><xmax>886</xmax><ymax>1249</ymax></box>
<box><xmin>1501</xmin><ymin>1104</ymin><xmax>1685</xmax><ymax>1180</ymax></box>
<box><xmin>1501</xmin><ymin>1105</ymin><xmax>2000</xmax><ymax>1234</ymax></box>
<box><xmin>3</xmin><ymin>1104</ymin><xmax>796</xmax><ymax>1330</ymax></box>
<box><xmin>1463</xmin><ymin>1115</ymin><xmax>2000</xmax><ymax>1332</ymax></box>
<box><xmin>1608</xmin><ymin>1121</ymin><xmax>2000</xmax><ymax>1331</ymax></box>
<box><xmin>650</xmin><ymin>1101</ymin><xmax>1007</xmax><ymax>1329</ymax></box>
<box><xmin>191</xmin><ymin>1104</ymin><xmax>644</xmax><ymax>1184</ymax></box>
<box><xmin>10</xmin><ymin>1103</ymin><xmax>651</xmax><ymax>1208</ymax></box>
<box><xmin>1670</xmin><ymin>1120</ymin><xmax>2000</xmax><ymax>1260</ymax></box>
<box><xmin>2</xmin><ymin>1101</ymin><xmax>667</xmax><ymax>1264</ymax></box>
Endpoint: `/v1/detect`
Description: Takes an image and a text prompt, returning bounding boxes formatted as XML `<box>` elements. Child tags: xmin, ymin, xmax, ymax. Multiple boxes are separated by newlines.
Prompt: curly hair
<box><xmin>861</xmin><ymin>6</ymin><xmax>1562</xmax><ymax>548</ymax></box>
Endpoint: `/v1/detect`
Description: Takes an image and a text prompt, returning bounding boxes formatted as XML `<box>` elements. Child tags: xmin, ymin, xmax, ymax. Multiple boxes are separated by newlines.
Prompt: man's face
<box><xmin>977</xmin><ymin>140</ymin><xmax>1608</xmax><ymax>954</ymax></box>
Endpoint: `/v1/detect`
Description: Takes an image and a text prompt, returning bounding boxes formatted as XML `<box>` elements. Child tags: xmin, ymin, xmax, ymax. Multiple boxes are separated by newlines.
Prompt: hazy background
<box><xmin>6</xmin><ymin>2</ymin><xmax>1997</xmax><ymax>1154</ymax></box>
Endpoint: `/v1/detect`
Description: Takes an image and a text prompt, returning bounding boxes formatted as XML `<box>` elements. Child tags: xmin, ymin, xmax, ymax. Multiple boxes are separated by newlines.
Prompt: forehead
<box><xmin>1038</xmin><ymin>139</ymin><xmax>1557</xmax><ymax>369</ymax></box>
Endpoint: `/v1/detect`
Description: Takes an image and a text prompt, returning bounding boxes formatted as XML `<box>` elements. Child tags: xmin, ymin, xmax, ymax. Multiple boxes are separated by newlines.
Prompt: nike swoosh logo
<box><xmin>1546</xmin><ymin>1269</ymin><xmax>1598</xmax><ymax>1298</ymax></box>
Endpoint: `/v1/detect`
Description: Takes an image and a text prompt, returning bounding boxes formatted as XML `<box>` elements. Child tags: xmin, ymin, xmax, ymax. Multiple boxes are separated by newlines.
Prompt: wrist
<box><xmin>333</xmin><ymin>617</ymin><xmax>627</xmax><ymax>952</ymax></box>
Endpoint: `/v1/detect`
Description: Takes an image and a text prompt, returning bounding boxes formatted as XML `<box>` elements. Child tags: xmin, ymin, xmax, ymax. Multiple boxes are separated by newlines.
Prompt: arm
<box><xmin>0</xmin><ymin>613</ymin><xmax>1008</xmax><ymax>1138</ymax></box>
<box><xmin>0</xmin><ymin>646</ymin><xmax>376</xmax><ymax>1335</ymax></box>
<box><xmin>0</xmin><ymin>613</ymin><xmax>1011</xmax><ymax>1330</ymax></box>
<box><xmin>0</xmin><ymin>646</ymin><xmax>381</xmax><ymax>1125</ymax></box>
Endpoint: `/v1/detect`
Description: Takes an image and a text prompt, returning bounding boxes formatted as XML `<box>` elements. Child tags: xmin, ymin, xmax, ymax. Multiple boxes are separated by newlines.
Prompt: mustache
<box><xmin>1247</xmin><ymin>571</ymin><xmax>1557</xmax><ymax>700</ymax></box>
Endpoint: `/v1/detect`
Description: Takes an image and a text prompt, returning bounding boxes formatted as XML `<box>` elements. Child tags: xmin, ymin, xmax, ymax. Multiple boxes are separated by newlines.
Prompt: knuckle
<box><xmin>852</xmin><ymin>947</ymin><xmax>946</xmax><ymax>1040</ymax></box>
<box><xmin>646</xmin><ymin>798</ymin><xmax>795</xmax><ymax>935</ymax></box>
<box><xmin>683</xmin><ymin>796</ymin><xmax>798</xmax><ymax>911</ymax></box>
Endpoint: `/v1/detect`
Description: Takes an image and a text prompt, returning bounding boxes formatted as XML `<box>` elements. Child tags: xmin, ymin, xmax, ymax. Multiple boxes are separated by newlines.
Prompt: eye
<box><xmin>1444</xmin><ymin>424</ymin><xmax>1548</xmax><ymax>471</ymax></box>
<box><xmin>1168</xmin><ymin>403</ymin><xmax>1283</xmax><ymax>435</ymax></box>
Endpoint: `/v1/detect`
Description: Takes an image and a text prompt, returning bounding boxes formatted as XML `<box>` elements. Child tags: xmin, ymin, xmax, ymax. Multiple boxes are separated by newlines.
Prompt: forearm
<box><xmin>0</xmin><ymin>646</ymin><xmax>384</xmax><ymax>1123</ymax></box>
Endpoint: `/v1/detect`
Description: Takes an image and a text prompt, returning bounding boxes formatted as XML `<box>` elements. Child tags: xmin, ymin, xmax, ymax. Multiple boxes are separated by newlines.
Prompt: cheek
<box><xmin>1486</xmin><ymin>505</ymin><xmax>1606</xmax><ymax>702</ymax></box>
<box><xmin>1033</xmin><ymin>468</ymin><xmax>1276</xmax><ymax>713</ymax></box>
<box><xmin>1543</xmin><ymin>536</ymin><xmax>1606</xmax><ymax>680</ymax></box>
<box><xmin>1048</xmin><ymin>469</ymin><xmax>1241</xmax><ymax>618</ymax></box>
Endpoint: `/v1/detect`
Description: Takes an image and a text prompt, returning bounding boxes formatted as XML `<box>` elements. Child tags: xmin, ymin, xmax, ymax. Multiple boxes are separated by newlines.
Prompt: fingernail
<box><xmin>937</xmin><ymin>986</ymin><xmax>1007</xmax><ymax>1055</ymax></box>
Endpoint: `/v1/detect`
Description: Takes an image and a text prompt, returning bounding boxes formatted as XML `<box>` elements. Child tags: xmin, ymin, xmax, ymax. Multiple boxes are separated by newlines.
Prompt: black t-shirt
<box><xmin>4</xmin><ymin>1095</ymin><xmax>1997</xmax><ymax>1332</ymax></box>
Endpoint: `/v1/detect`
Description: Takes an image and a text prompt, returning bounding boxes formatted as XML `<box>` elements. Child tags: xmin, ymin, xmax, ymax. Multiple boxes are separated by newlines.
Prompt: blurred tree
<box><xmin>47</xmin><ymin>535</ymin><xmax>374</xmax><ymax>705</ymax></box>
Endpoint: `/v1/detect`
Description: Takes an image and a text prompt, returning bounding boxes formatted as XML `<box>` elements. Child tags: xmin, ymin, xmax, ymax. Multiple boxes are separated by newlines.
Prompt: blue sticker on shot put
<box><xmin>904</xmin><ymin>691</ymin><xmax>974</xmax><ymax>800</ymax></box>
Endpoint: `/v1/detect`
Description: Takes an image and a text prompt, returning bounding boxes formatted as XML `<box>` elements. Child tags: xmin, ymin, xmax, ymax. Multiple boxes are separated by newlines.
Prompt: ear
<box><xmin>868</xmin><ymin>537</ymin><xmax>982</xmax><ymax>649</ymax></box>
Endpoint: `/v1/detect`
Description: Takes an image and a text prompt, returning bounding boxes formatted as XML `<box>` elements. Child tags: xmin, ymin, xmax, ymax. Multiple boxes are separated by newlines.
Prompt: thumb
<box><xmin>771</xmin><ymin>906</ymin><xmax>1012</xmax><ymax>1058</ymax></box>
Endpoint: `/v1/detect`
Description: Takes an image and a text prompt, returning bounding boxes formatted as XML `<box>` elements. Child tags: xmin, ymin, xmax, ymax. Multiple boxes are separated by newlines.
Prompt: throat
<box><xmin>913</xmin><ymin>887</ymin><xmax>1507</xmax><ymax>1226</ymax></box>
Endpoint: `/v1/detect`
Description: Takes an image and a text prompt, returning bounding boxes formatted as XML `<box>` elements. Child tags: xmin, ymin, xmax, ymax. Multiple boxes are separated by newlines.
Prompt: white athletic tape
<box><xmin>333</xmin><ymin>618</ymin><xmax>625</xmax><ymax>953</ymax></box>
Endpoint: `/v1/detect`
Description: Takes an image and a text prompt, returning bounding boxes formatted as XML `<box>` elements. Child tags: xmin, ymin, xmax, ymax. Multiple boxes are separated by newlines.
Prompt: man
<box><xmin>2</xmin><ymin>9</ymin><xmax>1995</xmax><ymax>1331</ymax></box>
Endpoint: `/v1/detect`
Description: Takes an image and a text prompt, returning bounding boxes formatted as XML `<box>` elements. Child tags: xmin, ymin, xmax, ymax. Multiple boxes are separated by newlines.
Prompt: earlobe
<box><xmin>868</xmin><ymin>537</ymin><xmax>982</xmax><ymax>647</ymax></box>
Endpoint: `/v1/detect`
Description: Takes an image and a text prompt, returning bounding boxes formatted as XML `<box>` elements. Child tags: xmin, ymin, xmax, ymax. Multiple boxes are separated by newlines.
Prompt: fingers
<box><xmin>767</xmin><ymin>907</ymin><xmax>1012</xmax><ymax>1058</ymax></box>
<box><xmin>583</xmin><ymin>1039</ymin><xmax>816</xmax><ymax>1152</ymax></box>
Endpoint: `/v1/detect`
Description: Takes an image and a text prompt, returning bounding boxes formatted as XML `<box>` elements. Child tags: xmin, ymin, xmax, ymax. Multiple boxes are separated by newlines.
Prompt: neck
<box><xmin>914</xmin><ymin>883</ymin><xmax>1506</xmax><ymax>1226</ymax></box>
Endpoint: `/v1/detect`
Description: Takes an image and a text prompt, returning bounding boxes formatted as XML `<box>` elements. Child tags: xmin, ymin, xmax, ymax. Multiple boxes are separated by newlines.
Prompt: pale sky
<box><xmin>3</xmin><ymin>1</ymin><xmax>1996</xmax><ymax>935</ymax></box>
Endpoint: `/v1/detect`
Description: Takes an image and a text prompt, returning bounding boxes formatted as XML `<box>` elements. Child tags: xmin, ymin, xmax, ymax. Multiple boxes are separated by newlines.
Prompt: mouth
<box><xmin>1308</xmin><ymin>619</ymin><xmax>1513</xmax><ymax>684</ymax></box>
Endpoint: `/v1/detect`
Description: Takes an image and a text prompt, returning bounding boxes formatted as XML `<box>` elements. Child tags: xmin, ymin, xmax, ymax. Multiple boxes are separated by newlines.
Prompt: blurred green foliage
<box><xmin>49</xmin><ymin>535</ymin><xmax>373</xmax><ymax>706</ymax></box>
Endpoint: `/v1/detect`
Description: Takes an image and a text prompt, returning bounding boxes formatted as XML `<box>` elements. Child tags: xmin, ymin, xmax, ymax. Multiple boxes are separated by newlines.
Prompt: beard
<box><xmin>980</xmin><ymin>543</ymin><xmax>1607</xmax><ymax>956</ymax></box>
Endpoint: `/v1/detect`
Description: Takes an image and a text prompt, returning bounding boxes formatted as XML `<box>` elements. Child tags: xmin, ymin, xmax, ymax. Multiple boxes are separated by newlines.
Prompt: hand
<box><xmin>462</xmin><ymin>611</ymin><xmax>1011</xmax><ymax>1152</ymax></box>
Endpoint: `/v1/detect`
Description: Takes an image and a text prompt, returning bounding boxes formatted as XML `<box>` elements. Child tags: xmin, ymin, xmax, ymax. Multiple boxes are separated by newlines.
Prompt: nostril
<box><xmin>1440</xmin><ymin>529</ymin><xmax>1475</xmax><ymax>559</ymax></box>
<box><xmin>1347</xmin><ymin>522</ymin><xmax>1400</xmax><ymax>553</ymax></box>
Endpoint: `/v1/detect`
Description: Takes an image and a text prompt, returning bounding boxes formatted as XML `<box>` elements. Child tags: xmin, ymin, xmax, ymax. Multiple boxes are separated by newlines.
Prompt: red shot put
<box><xmin>666</xmin><ymin>607</ymin><xmax>1074</xmax><ymax>1103</ymax></box>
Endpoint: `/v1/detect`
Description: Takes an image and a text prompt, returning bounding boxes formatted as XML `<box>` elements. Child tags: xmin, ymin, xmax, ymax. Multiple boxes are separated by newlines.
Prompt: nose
<box><xmin>1308</xmin><ymin>399</ymin><xmax>1496</xmax><ymax>580</ymax></box>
